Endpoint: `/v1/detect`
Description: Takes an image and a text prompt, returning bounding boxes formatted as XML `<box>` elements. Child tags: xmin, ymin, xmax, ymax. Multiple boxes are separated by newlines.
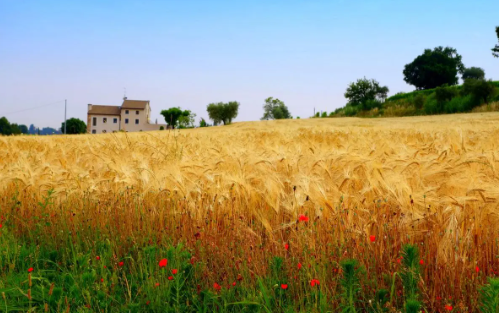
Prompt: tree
<box><xmin>178</xmin><ymin>110</ymin><xmax>196</xmax><ymax>128</ymax></box>
<box><xmin>462</xmin><ymin>79</ymin><xmax>497</xmax><ymax>104</ymax></box>
<box><xmin>10</xmin><ymin>123</ymin><xmax>21</xmax><ymax>135</ymax></box>
<box><xmin>199</xmin><ymin>118</ymin><xmax>209</xmax><ymax>127</ymax></box>
<box><xmin>344</xmin><ymin>78</ymin><xmax>389</xmax><ymax>110</ymax></box>
<box><xmin>61</xmin><ymin>118</ymin><xmax>86</xmax><ymax>134</ymax></box>
<box><xmin>321</xmin><ymin>111</ymin><xmax>328</xmax><ymax>118</ymax></box>
<box><xmin>462</xmin><ymin>67</ymin><xmax>485</xmax><ymax>80</ymax></box>
<box><xmin>161</xmin><ymin>107</ymin><xmax>188</xmax><ymax>128</ymax></box>
<box><xmin>403</xmin><ymin>46</ymin><xmax>465</xmax><ymax>90</ymax></box>
<box><xmin>261</xmin><ymin>97</ymin><xmax>292</xmax><ymax>120</ymax></box>
<box><xmin>493</xmin><ymin>26</ymin><xmax>499</xmax><ymax>58</ymax></box>
<box><xmin>206</xmin><ymin>101</ymin><xmax>240</xmax><ymax>125</ymax></box>
<box><xmin>0</xmin><ymin>117</ymin><xmax>11</xmax><ymax>135</ymax></box>
<box><xmin>18</xmin><ymin>124</ymin><xmax>28</xmax><ymax>134</ymax></box>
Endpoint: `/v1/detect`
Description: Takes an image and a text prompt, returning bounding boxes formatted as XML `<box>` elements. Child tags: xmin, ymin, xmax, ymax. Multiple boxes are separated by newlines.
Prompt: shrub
<box><xmin>435</xmin><ymin>84</ymin><xmax>457</xmax><ymax>103</ymax></box>
<box><xmin>321</xmin><ymin>111</ymin><xmax>328</xmax><ymax>118</ymax></box>
<box><xmin>160</xmin><ymin>126</ymin><xmax>165</xmax><ymax>130</ymax></box>
<box><xmin>462</xmin><ymin>79</ymin><xmax>497</xmax><ymax>104</ymax></box>
<box><xmin>413</xmin><ymin>93</ymin><xmax>426</xmax><ymax>110</ymax></box>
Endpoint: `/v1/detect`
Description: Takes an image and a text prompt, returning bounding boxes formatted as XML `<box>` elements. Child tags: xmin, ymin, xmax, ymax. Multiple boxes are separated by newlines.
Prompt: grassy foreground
<box><xmin>2</xmin><ymin>115</ymin><xmax>499</xmax><ymax>312</ymax></box>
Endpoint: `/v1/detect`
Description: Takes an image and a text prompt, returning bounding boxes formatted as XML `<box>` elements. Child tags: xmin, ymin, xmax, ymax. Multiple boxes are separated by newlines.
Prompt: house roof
<box><xmin>122</xmin><ymin>100</ymin><xmax>149</xmax><ymax>110</ymax></box>
<box><xmin>88</xmin><ymin>105</ymin><xmax>121</xmax><ymax>116</ymax></box>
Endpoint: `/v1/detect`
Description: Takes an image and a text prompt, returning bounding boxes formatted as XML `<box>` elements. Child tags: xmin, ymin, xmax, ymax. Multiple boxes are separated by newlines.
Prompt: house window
<box><xmin>92</xmin><ymin>130</ymin><xmax>96</xmax><ymax>134</ymax></box>
<box><xmin>135</xmin><ymin>119</ymin><xmax>139</xmax><ymax>124</ymax></box>
<box><xmin>92</xmin><ymin>117</ymin><xmax>97</xmax><ymax>126</ymax></box>
<box><xmin>113</xmin><ymin>118</ymin><xmax>118</xmax><ymax>123</ymax></box>
<box><xmin>136</xmin><ymin>110</ymin><xmax>139</xmax><ymax>115</ymax></box>
<box><xmin>125</xmin><ymin>119</ymin><xmax>129</xmax><ymax>124</ymax></box>
<box><xmin>125</xmin><ymin>110</ymin><xmax>129</xmax><ymax>114</ymax></box>
<box><xmin>103</xmin><ymin>118</ymin><xmax>107</xmax><ymax>123</ymax></box>
<box><xmin>102</xmin><ymin>130</ymin><xmax>107</xmax><ymax>133</ymax></box>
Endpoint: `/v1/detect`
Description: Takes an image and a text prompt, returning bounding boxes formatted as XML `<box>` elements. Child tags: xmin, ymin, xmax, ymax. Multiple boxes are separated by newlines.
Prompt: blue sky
<box><xmin>1</xmin><ymin>0</ymin><xmax>498</xmax><ymax>128</ymax></box>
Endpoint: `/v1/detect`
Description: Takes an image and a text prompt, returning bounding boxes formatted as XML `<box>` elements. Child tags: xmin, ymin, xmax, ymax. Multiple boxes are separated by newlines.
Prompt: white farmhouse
<box><xmin>87</xmin><ymin>98</ymin><xmax>167</xmax><ymax>134</ymax></box>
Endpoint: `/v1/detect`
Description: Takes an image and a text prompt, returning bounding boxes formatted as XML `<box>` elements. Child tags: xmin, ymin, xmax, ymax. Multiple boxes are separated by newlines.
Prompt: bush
<box><xmin>321</xmin><ymin>111</ymin><xmax>328</xmax><ymax>118</ymax></box>
<box><xmin>413</xmin><ymin>93</ymin><xmax>426</xmax><ymax>110</ymax></box>
<box><xmin>462</xmin><ymin>79</ymin><xmax>497</xmax><ymax>104</ymax></box>
<box><xmin>160</xmin><ymin>126</ymin><xmax>165</xmax><ymax>130</ymax></box>
<box><xmin>435</xmin><ymin>84</ymin><xmax>458</xmax><ymax>103</ymax></box>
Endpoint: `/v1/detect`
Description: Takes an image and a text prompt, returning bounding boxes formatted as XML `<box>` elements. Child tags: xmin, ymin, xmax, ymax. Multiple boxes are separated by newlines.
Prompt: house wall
<box><xmin>120</xmin><ymin>107</ymin><xmax>151</xmax><ymax>132</ymax></box>
<box><xmin>88</xmin><ymin>115</ymin><xmax>121</xmax><ymax>134</ymax></box>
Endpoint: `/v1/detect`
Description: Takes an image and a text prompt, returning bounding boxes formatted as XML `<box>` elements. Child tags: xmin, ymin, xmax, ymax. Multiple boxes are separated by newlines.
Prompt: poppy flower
<box><xmin>396</xmin><ymin>257</ymin><xmax>403</xmax><ymax>264</ymax></box>
<box><xmin>445</xmin><ymin>304</ymin><xmax>453</xmax><ymax>311</ymax></box>
<box><xmin>419</xmin><ymin>259</ymin><xmax>424</xmax><ymax>265</ymax></box>
<box><xmin>310</xmin><ymin>279</ymin><xmax>320</xmax><ymax>287</ymax></box>
<box><xmin>285</xmin><ymin>243</ymin><xmax>289</xmax><ymax>250</ymax></box>
<box><xmin>281</xmin><ymin>284</ymin><xmax>288</xmax><ymax>290</ymax></box>
<box><xmin>146</xmin><ymin>301</ymin><xmax>150</xmax><ymax>305</ymax></box>
<box><xmin>96</xmin><ymin>256</ymin><xmax>100</xmax><ymax>261</ymax></box>
<box><xmin>232</xmin><ymin>282</ymin><xmax>236</xmax><ymax>286</ymax></box>
<box><xmin>28</xmin><ymin>267</ymin><xmax>33</xmax><ymax>273</ymax></box>
<box><xmin>213</xmin><ymin>283</ymin><xmax>221</xmax><ymax>291</ymax></box>
<box><xmin>172</xmin><ymin>269</ymin><xmax>178</xmax><ymax>275</ymax></box>
<box><xmin>298</xmin><ymin>263</ymin><xmax>302</xmax><ymax>270</ymax></box>
<box><xmin>101</xmin><ymin>278</ymin><xmax>104</xmax><ymax>282</ymax></box>
<box><xmin>155</xmin><ymin>282</ymin><xmax>160</xmax><ymax>287</ymax></box>
<box><xmin>476</xmin><ymin>266</ymin><xmax>480</xmax><ymax>273</ymax></box>
<box><xmin>118</xmin><ymin>261</ymin><xmax>124</xmax><ymax>267</ymax></box>
<box><xmin>298</xmin><ymin>214</ymin><xmax>309</xmax><ymax>222</ymax></box>
<box><xmin>0</xmin><ymin>224</ymin><xmax>2</xmax><ymax>228</ymax></box>
<box><xmin>159</xmin><ymin>258</ymin><xmax>168</xmax><ymax>268</ymax></box>
<box><xmin>168</xmin><ymin>276</ymin><xmax>173</xmax><ymax>280</ymax></box>
<box><xmin>369</xmin><ymin>235</ymin><xmax>376</xmax><ymax>242</ymax></box>
<box><xmin>103</xmin><ymin>265</ymin><xmax>107</xmax><ymax>269</ymax></box>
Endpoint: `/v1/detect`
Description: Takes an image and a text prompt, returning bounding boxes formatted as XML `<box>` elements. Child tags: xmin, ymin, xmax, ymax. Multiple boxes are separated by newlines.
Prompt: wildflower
<box><xmin>298</xmin><ymin>214</ymin><xmax>309</xmax><ymax>222</ymax></box>
<box><xmin>281</xmin><ymin>284</ymin><xmax>288</xmax><ymax>290</ymax></box>
<box><xmin>396</xmin><ymin>257</ymin><xmax>403</xmax><ymax>264</ymax></box>
<box><xmin>310</xmin><ymin>279</ymin><xmax>320</xmax><ymax>287</ymax></box>
<box><xmin>285</xmin><ymin>243</ymin><xmax>289</xmax><ymax>250</ymax></box>
<box><xmin>159</xmin><ymin>258</ymin><xmax>168</xmax><ymax>268</ymax></box>
<box><xmin>155</xmin><ymin>282</ymin><xmax>160</xmax><ymax>287</ymax></box>
<box><xmin>118</xmin><ymin>261</ymin><xmax>124</xmax><ymax>267</ymax></box>
<box><xmin>146</xmin><ymin>301</ymin><xmax>150</xmax><ymax>305</ymax></box>
<box><xmin>445</xmin><ymin>304</ymin><xmax>453</xmax><ymax>311</ymax></box>
<box><xmin>172</xmin><ymin>269</ymin><xmax>178</xmax><ymax>275</ymax></box>
<box><xmin>476</xmin><ymin>266</ymin><xmax>480</xmax><ymax>273</ymax></box>
<box><xmin>0</xmin><ymin>224</ymin><xmax>2</xmax><ymax>228</ymax></box>
<box><xmin>419</xmin><ymin>259</ymin><xmax>424</xmax><ymax>265</ymax></box>
<box><xmin>298</xmin><ymin>263</ymin><xmax>302</xmax><ymax>270</ymax></box>
<box><xmin>96</xmin><ymin>256</ymin><xmax>100</xmax><ymax>261</ymax></box>
<box><xmin>101</xmin><ymin>278</ymin><xmax>104</xmax><ymax>282</ymax></box>
<box><xmin>232</xmin><ymin>282</ymin><xmax>236</xmax><ymax>286</ymax></box>
<box><xmin>369</xmin><ymin>235</ymin><xmax>376</xmax><ymax>242</ymax></box>
<box><xmin>213</xmin><ymin>282</ymin><xmax>221</xmax><ymax>291</ymax></box>
<box><xmin>168</xmin><ymin>276</ymin><xmax>173</xmax><ymax>280</ymax></box>
<box><xmin>103</xmin><ymin>265</ymin><xmax>107</xmax><ymax>269</ymax></box>
<box><xmin>28</xmin><ymin>267</ymin><xmax>33</xmax><ymax>273</ymax></box>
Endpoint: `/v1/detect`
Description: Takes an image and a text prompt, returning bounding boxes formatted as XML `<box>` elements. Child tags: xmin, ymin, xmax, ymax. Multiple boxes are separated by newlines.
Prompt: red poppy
<box><xmin>298</xmin><ymin>263</ymin><xmax>302</xmax><ymax>270</ymax></box>
<box><xmin>213</xmin><ymin>282</ymin><xmax>221</xmax><ymax>291</ymax></box>
<box><xmin>285</xmin><ymin>243</ymin><xmax>289</xmax><ymax>250</ymax></box>
<box><xmin>369</xmin><ymin>235</ymin><xmax>376</xmax><ymax>242</ymax></box>
<box><xmin>281</xmin><ymin>284</ymin><xmax>288</xmax><ymax>290</ymax></box>
<box><xmin>28</xmin><ymin>267</ymin><xmax>33</xmax><ymax>273</ymax></box>
<box><xmin>232</xmin><ymin>282</ymin><xmax>236</xmax><ymax>286</ymax></box>
<box><xmin>396</xmin><ymin>257</ymin><xmax>403</xmax><ymax>264</ymax></box>
<box><xmin>103</xmin><ymin>265</ymin><xmax>107</xmax><ymax>269</ymax></box>
<box><xmin>172</xmin><ymin>269</ymin><xmax>178</xmax><ymax>275</ymax></box>
<box><xmin>146</xmin><ymin>301</ymin><xmax>150</xmax><ymax>305</ymax></box>
<box><xmin>476</xmin><ymin>266</ymin><xmax>480</xmax><ymax>273</ymax></box>
<box><xmin>298</xmin><ymin>214</ymin><xmax>309</xmax><ymax>222</ymax></box>
<box><xmin>155</xmin><ymin>282</ymin><xmax>160</xmax><ymax>287</ymax></box>
<box><xmin>118</xmin><ymin>261</ymin><xmax>124</xmax><ymax>267</ymax></box>
<box><xmin>445</xmin><ymin>304</ymin><xmax>453</xmax><ymax>311</ymax></box>
<box><xmin>159</xmin><ymin>258</ymin><xmax>168</xmax><ymax>268</ymax></box>
<box><xmin>96</xmin><ymin>256</ymin><xmax>100</xmax><ymax>261</ymax></box>
<box><xmin>0</xmin><ymin>224</ymin><xmax>2</xmax><ymax>228</ymax></box>
<box><xmin>101</xmin><ymin>278</ymin><xmax>104</xmax><ymax>282</ymax></box>
<box><xmin>310</xmin><ymin>279</ymin><xmax>320</xmax><ymax>287</ymax></box>
<box><xmin>168</xmin><ymin>276</ymin><xmax>173</xmax><ymax>280</ymax></box>
<box><xmin>419</xmin><ymin>259</ymin><xmax>424</xmax><ymax>265</ymax></box>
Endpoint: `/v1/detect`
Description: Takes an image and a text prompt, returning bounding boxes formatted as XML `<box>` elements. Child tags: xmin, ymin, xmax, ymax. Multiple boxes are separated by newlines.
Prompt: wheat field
<box><xmin>2</xmin><ymin>113</ymin><xmax>499</xmax><ymax>311</ymax></box>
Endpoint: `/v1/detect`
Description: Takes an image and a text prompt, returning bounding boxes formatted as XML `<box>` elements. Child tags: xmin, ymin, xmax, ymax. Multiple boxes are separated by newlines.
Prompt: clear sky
<box><xmin>1</xmin><ymin>0</ymin><xmax>498</xmax><ymax>128</ymax></box>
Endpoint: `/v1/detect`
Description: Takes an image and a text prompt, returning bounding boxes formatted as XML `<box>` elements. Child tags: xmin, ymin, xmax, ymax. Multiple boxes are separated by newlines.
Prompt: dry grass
<box><xmin>2</xmin><ymin>112</ymin><xmax>499</xmax><ymax>310</ymax></box>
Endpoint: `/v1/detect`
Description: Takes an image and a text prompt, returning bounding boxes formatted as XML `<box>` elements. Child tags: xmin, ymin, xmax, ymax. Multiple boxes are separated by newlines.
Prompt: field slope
<box><xmin>1</xmin><ymin>113</ymin><xmax>499</xmax><ymax>311</ymax></box>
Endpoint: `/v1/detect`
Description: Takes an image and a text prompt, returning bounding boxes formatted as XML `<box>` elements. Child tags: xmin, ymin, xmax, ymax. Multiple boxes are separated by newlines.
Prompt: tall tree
<box><xmin>462</xmin><ymin>67</ymin><xmax>485</xmax><ymax>80</ymax></box>
<box><xmin>206</xmin><ymin>101</ymin><xmax>240</xmax><ymax>125</ymax></box>
<box><xmin>161</xmin><ymin>107</ymin><xmax>186</xmax><ymax>128</ymax></box>
<box><xmin>493</xmin><ymin>26</ymin><xmax>499</xmax><ymax>58</ymax></box>
<box><xmin>61</xmin><ymin>118</ymin><xmax>87</xmax><ymax>134</ymax></box>
<box><xmin>18</xmin><ymin>124</ymin><xmax>28</xmax><ymax>134</ymax></box>
<box><xmin>403</xmin><ymin>46</ymin><xmax>465</xmax><ymax>90</ymax></box>
<box><xmin>261</xmin><ymin>97</ymin><xmax>292</xmax><ymax>120</ymax></box>
<box><xmin>178</xmin><ymin>110</ymin><xmax>196</xmax><ymax>128</ymax></box>
<box><xmin>344</xmin><ymin>78</ymin><xmax>389</xmax><ymax>110</ymax></box>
